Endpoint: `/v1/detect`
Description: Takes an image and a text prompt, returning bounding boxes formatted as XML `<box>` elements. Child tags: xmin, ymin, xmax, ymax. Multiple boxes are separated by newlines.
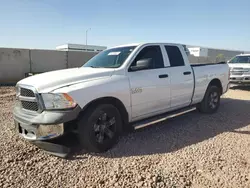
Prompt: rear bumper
<box><xmin>13</xmin><ymin>105</ymin><xmax>81</xmax><ymax>141</ymax></box>
<box><xmin>224</xmin><ymin>83</ymin><xmax>230</xmax><ymax>94</ymax></box>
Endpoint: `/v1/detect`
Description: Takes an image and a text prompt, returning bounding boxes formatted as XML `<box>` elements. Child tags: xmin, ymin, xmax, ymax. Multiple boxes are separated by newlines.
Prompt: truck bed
<box><xmin>190</xmin><ymin>61</ymin><xmax>229</xmax><ymax>105</ymax></box>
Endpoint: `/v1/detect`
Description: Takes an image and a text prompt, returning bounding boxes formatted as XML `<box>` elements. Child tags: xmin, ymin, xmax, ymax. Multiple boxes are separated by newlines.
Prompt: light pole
<box><xmin>86</xmin><ymin>28</ymin><xmax>91</xmax><ymax>46</ymax></box>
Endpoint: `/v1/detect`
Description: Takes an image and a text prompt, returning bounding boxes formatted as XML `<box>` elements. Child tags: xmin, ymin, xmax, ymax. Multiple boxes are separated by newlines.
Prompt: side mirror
<box><xmin>129</xmin><ymin>58</ymin><xmax>152</xmax><ymax>71</ymax></box>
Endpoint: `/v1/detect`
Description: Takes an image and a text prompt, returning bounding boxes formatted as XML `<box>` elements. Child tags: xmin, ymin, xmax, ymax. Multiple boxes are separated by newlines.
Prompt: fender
<box><xmin>53</xmin><ymin>75</ymin><xmax>132</xmax><ymax>121</ymax></box>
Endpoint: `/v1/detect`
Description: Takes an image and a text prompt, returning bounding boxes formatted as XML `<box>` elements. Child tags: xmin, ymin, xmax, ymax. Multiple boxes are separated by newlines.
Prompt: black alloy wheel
<box><xmin>77</xmin><ymin>104</ymin><xmax>122</xmax><ymax>152</ymax></box>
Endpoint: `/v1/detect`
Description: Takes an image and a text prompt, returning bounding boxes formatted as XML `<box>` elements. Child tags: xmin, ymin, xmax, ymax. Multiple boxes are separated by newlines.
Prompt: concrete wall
<box><xmin>0</xmin><ymin>48</ymin><xmax>97</xmax><ymax>84</ymax></box>
<box><xmin>188</xmin><ymin>55</ymin><xmax>216</xmax><ymax>64</ymax></box>
<box><xmin>207</xmin><ymin>49</ymin><xmax>243</xmax><ymax>61</ymax></box>
<box><xmin>30</xmin><ymin>50</ymin><xmax>67</xmax><ymax>72</ymax></box>
<box><xmin>187</xmin><ymin>46</ymin><xmax>244</xmax><ymax>61</ymax></box>
<box><xmin>0</xmin><ymin>48</ymin><xmax>30</xmax><ymax>84</ymax></box>
<box><xmin>67</xmin><ymin>51</ymin><xmax>98</xmax><ymax>68</ymax></box>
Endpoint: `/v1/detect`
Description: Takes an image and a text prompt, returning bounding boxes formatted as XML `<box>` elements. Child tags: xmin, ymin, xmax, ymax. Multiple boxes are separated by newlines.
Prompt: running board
<box><xmin>132</xmin><ymin>106</ymin><xmax>197</xmax><ymax>130</ymax></box>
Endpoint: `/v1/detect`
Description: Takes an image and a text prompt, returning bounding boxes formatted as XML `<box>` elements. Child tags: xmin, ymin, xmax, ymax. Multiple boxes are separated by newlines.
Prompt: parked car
<box><xmin>227</xmin><ymin>54</ymin><xmax>250</xmax><ymax>85</ymax></box>
<box><xmin>13</xmin><ymin>43</ymin><xmax>230</xmax><ymax>153</ymax></box>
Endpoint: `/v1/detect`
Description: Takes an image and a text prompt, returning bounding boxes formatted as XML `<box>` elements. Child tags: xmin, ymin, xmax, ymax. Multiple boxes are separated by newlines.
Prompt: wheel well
<box><xmin>80</xmin><ymin>97</ymin><xmax>129</xmax><ymax>130</ymax></box>
<box><xmin>208</xmin><ymin>79</ymin><xmax>223</xmax><ymax>95</ymax></box>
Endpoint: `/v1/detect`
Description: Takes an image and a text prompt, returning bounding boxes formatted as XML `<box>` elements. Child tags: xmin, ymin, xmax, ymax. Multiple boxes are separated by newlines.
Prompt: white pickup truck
<box><xmin>14</xmin><ymin>43</ymin><xmax>230</xmax><ymax>153</ymax></box>
<box><xmin>228</xmin><ymin>54</ymin><xmax>250</xmax><ymax>85</ymax></box>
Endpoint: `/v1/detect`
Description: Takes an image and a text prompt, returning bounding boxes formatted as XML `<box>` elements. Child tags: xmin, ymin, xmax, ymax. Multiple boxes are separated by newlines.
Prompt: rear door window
<box><xmin>165</xmin><ymin>46</ymin><xmax>185</xmax><ymax>67</ymax></box>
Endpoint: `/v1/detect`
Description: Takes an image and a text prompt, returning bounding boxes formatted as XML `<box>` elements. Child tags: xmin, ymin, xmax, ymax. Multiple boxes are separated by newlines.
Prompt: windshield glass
<box><xmin>229</xmin><ymin>56</ymin><xmax>250</xmax><ymax>63</ymax></box>
<box><xmin>83</xmin><ymin>46</ymin><xmax>137</xmax><ymax>68</ymax></box>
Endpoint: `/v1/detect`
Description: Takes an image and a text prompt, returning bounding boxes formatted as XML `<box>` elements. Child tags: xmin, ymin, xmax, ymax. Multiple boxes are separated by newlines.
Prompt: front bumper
<box><xmin>230</xmin><ymin>76</ymin><xmax>250</xmax><ymax>84</ymax></box>
<box><xmin>13</xmin><ymin>105</ymin><xmax>81</xmax><ymax>141</ymax></box>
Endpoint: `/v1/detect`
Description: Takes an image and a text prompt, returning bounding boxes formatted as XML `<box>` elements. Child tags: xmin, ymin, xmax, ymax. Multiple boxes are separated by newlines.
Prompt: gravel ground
<box><xmin>0</xmin><ymin>86</ymin><xmax>250</xmax><ymax>188</ymax></box>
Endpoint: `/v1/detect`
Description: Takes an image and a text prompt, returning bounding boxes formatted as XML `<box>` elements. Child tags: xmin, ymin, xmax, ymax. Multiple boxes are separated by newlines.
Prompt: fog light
<box><xmin>36</xmin><ymin>124</ymin><xmax>64</xmax><ymax>140</ymax></box>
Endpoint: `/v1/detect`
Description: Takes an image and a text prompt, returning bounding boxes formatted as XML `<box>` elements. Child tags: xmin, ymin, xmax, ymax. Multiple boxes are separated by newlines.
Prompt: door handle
<box><xmin>158</xmin><ymin>74</ymin><xmax>168</xmax><ymax>78</ymax></box>
<box><xmin>183</xmin><ymin>71</ymin><xmax>191</xmax><ymax>75</ymax></box>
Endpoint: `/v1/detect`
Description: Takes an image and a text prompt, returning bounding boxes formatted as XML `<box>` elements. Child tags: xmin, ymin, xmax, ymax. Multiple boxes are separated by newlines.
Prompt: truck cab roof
<box><xmin>111</xmin><ymin>42</ymin><xmax>185</xmax><ymax>49</ymax></box>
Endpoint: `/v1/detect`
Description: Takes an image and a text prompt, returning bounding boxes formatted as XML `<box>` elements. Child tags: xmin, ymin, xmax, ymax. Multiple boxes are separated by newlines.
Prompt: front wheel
<box><xmin>77</xmin><ymin>104</ymin><xmax>122</xmax><ymax>152</ymax></box>
<box><xmin>197</xmin><ymin>85</ymin><xmax>221</xmax><ymax>114</ymax></box>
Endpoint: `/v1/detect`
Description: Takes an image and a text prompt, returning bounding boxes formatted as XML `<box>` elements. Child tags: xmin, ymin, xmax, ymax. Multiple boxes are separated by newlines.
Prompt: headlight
<box><xmin>41</xmin><ymin>93</ymin><xmax>77</xmax><ymax>110</ymax></box>
<box><xmin>15</xmin><ymin>86</ymin><xmax>20</xmax><ymax>97</ymax></box>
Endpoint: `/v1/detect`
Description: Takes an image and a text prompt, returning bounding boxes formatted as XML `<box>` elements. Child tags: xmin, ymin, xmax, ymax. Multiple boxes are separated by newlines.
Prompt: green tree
<box><xmin>216</xmin><ymin>53</ymin><xmax>225</xmax><ymax>62</ymax></box>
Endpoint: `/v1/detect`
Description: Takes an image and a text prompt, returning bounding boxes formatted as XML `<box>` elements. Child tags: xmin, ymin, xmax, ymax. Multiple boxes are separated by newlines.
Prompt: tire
<box><xmin>77</xmin><ymin>104</ymin><xmax>122</xmax><ymax>152</ymax></box>
<box><xmin>196</xmin><ymin>85</ymin><xmax>221</xmax><ymax>114</ymax></box>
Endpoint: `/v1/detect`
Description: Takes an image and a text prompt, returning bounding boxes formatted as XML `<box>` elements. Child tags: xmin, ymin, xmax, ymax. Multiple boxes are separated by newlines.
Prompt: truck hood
<box><xmin>228</xmin><ymin>63</ymin><xmax>250</xmax><ymax>69</ymax></box>
<box><xmin>17</xmin><ymin>67</ymin><xmax>114</xmax><ymax>93</ymax></box>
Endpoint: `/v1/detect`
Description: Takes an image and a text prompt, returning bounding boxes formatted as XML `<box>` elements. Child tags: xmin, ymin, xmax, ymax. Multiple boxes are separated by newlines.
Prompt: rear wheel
<box><xmin>77</xmin><ymin>104</ymin><xmax>122</xmax><ymax>152</ymax></box>
<box><xmin>197</xmin><ymin>85</ymin><xmax>221</xmax><ymax>113</ymax></box>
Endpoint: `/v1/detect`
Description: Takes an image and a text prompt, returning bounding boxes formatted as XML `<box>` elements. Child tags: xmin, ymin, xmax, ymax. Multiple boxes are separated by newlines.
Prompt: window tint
<box><xmin>165</xmin><ymin>46</ymin><xmax>185</xmax><ymax>67</ymax></box>
<box><xmin>131</xmin><ymin>46</ymin><xmax>164</xmax><ymax>69</ymax></box>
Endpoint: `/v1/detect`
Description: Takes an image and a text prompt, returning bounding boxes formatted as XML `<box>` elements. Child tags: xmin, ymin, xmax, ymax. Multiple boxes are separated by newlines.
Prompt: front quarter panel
<box><xmin>53</xmin><ymin>75</ymin><xmax>132</xmax><ymax>120</ymax></box>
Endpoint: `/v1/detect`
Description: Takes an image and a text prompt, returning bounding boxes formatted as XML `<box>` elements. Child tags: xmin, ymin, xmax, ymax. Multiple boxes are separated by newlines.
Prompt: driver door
<box><xmin>127</xmin><ymin>45</ymin><xmax>171</xmax><ymax>120</ymax></box>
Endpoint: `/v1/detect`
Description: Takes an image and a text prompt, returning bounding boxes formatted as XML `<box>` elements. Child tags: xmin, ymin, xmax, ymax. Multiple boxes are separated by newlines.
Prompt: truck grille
<box><xmin>20</xmin><ymin>88</ymin><xmax>35</xmax><ymax>97</ymax></box>
<box><xmin>230</xmin><ymin>68</ymin><xmax>250</xmax><ymax>76</ymax></box>
<box><xmin>231</xmin><ymin>72</ymin><xmax>243</xmax><ymax>76</ymax></box>
<box><xmin>21</xmin><ymin>101</ymin><xmax>39</xmax><ymax>111</ymax></box>
<box><xmin>18</xmin><ymin>86</ymin><xmax>41</xmax><ymax>112</ymax></box>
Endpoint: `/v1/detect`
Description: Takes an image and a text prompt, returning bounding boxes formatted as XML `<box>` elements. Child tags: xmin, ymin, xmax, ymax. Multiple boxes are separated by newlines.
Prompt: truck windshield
<box><xmin>229</xmin><ymin>56</ymin><xmax>250</xmax><ymax>64</ymax></box>
<box><xmin>83</xmin><ymin>46</ymin><xmax>137</xmax><ymax>68</ymax></box>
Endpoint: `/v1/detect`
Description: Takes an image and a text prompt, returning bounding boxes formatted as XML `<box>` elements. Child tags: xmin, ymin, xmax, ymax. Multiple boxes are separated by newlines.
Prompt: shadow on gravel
<box><xmin>71</xmin><ymin>98</ymin><xmax>250</xmax><ymax>159</ymax></box>
<box><xmin>231</xmin><ymin>130</ymin><xmax>250</xmax><ymax>135</ymax></box>
<box><xmin>54</xmin><ymin>98</ymin><xmax>250</xmax><ymax>159</ymax></box>
<box><xmin>230</xmin><ymin>85</ymin><xmax>250</xmax><ymax>91</ymax></box>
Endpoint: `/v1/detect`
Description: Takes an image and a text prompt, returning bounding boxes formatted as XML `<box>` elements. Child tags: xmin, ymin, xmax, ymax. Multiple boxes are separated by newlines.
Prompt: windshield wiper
<box><xmin>88</xmin><ymin>66</ymin><xmax>103</xmax><ymax>68</ymax></box>
<box><xmin>84</xmin><ymin>65</ymin><xmax>118</xmax><ymax>68</ymax></box>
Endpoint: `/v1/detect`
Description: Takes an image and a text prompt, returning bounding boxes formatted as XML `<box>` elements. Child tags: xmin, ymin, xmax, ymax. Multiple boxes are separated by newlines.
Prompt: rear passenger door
<box><xmin>164</xmin><ymin>45</ymin><xmax>194</xmax><ymax>109</ymax></box>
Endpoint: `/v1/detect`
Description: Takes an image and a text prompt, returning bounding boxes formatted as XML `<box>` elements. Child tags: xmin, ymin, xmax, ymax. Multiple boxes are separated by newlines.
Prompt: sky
<box><xmin>0</xmin><ymin>0</ymin><xmax>249</xmax><ymax>51</ymax></box>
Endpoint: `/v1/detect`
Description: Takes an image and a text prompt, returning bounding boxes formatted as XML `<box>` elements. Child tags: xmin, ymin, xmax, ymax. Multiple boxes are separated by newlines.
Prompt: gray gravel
<box><xmin>0</xmin><ymin>86</ymin><xmax>250</xmax><ymax>188</ymax></box>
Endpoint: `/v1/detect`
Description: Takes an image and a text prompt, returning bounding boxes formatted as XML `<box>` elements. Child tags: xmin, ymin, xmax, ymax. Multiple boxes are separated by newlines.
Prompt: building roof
<box><xmin>237</xmin><ymin>53</ymin><xmax>250</xmax><ymax>56</ymax></box>
<box><xmin>56</xmin><ymin>43</ymin><xmax>107</xmax><ymax>51</ymax></box>
<box><xmin>187</xmin><ymin>45</ymin><xmax>244</xmax><ymax>52</ymax></box>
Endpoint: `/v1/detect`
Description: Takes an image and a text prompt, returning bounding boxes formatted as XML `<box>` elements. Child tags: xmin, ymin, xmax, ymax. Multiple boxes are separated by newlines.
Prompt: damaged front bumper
<box><xmin>13</xmin><ymin>104</ymin><xmax>81</xmax><ymax>141</ymax></box>
<box><xmin>14</xmin><ymin>121</ymin><xmax>64</xmax><ymax>141</ymax></box>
